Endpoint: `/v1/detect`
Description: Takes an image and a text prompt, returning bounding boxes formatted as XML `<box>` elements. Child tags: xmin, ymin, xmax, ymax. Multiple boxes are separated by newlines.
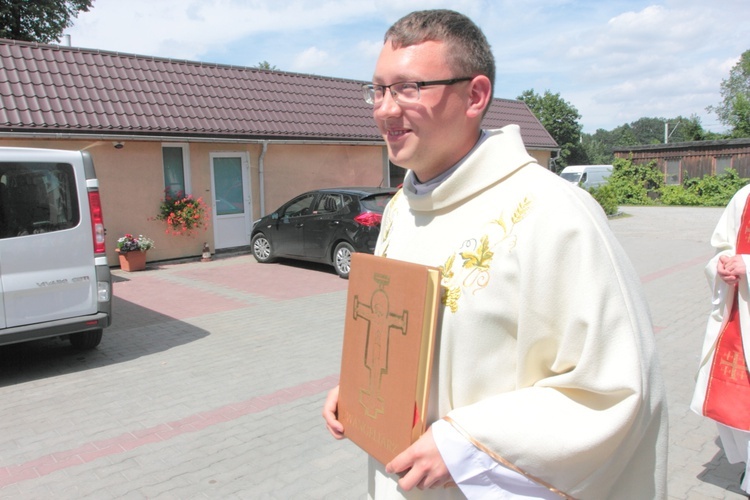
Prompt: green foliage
<box><xmin>708</xmin><ymin>49</ymin><xmax>750</xmax><ymax>139</ymax></box>
<box><xmin>607</xmin><ymin>157</ymin><xmax>663</xmax><ymax>205</ymax></box>
<box><xmin>662</xmin><ymin>168</ymin><xmax>749</xmax><ymax>207</ymax></box>
<box><xmin>256</xmin><ymin>61</ymin><xmax>278</xmax><ymax>70</ymax></box>
<box><xmin>659</xmin><ymin>185</ymin><xmax>701</xmax><ymax>206</ymax></box>
<box><xmin>580</xmin><ymin>134</ymin><xmax>613</xmax><ymax>165</ymax></box>
<box><xmin>0</xmin><ymin>0</ymin><xmax>92</xmax><ymax>43</ymax></box>
<box><xmin>588</xmin><ymin>183</ymin><xmax>619</xmax><ymax>216</ymax></box>
<box><xmin>579</xmin><ymin>115</ymin><xmax>719</xmax><ymax>165</ymax></box>
<box><xmin>518</xmin><ymin>89</ymin><xmax>583</xmax><ymax>171</ymax></box>
<box><xmin>606</xmin><ymin>161</ymin><xmax>749</xmax><ymax>208</ymax></box>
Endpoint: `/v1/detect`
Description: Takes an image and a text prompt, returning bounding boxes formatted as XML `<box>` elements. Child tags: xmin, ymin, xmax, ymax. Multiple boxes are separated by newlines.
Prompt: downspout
<box><xmin>259</xmin><ymin>141</ymin><xmax>268</xmax><ymax>216</ymax></box>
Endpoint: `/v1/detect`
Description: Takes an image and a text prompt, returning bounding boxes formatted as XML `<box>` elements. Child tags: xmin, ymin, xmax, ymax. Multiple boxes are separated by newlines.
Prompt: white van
<box><xmin>0</xmin><ymin>147</ymin><xmax>112</xmax><ymax>348</ymax></box>
<box><xmin>560</xmin><ymin>165</ymin><xmax>613</xmax><ymax>189</ymax></box>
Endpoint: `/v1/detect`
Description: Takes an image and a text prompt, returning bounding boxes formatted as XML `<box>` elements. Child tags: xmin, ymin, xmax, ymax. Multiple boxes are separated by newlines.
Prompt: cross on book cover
<box><xmin>338</xmin><ymin>253</ymin><xmax>441</xmax><ymax>465</ymax></box>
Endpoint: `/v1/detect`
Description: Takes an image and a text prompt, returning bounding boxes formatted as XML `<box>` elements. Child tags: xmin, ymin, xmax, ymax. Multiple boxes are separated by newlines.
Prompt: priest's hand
<box><xmin>323</xmin><ymin>385</ymin><xmax>345</xmax><ymax>439</ymax></box>
<box><xmin>718</xmin><ymin>255</ymin><xmax>746</xmax><ymax>285</ymax></box>
<box><xmin>386</xmin><ymin>427</ymin><xmax>452</xmax><ymax>490</ymax></box>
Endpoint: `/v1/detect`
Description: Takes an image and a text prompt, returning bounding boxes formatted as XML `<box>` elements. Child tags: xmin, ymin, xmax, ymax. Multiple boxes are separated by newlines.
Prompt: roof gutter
<box><xmin>0</xmin><ymin>131</ymin><xmax>385</xmax><ymax>147</ymax></box>
<box><xmin>0</xmin><ymin>131</ymin><xmax>560</xmax><ymax>150</ymax></box>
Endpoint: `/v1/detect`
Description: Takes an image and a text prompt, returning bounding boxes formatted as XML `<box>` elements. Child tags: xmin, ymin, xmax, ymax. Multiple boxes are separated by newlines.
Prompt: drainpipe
<box><xmin>259</xmin><ymin>141</ymin><xmax>268</xmax><ymax>216</ymax></box>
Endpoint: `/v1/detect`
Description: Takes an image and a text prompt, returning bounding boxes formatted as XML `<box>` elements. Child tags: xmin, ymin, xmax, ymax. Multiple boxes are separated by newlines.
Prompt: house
<box><xmin>0</xmin><ymin>38</ymin><xmax>558</xmax><ymax>264</ymax></box>
<box><xmin>614</xmin><ymin>138</ymin><xmax>750</xmax><ymax>185</ymax></box>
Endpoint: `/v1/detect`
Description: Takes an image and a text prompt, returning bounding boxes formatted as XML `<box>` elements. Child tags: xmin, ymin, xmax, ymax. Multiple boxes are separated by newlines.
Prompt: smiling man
<box><xmin>324</xmin><ymin>9</ymin><xmax>667</xmax><ymax>499</ymax></box>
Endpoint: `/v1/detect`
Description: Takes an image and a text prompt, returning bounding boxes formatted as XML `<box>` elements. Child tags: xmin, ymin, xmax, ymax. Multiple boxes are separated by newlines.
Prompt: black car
<box><xmin>250</xmin><ymin>187</ymin><xmax>397</xmax><ymax>278</ymax></box>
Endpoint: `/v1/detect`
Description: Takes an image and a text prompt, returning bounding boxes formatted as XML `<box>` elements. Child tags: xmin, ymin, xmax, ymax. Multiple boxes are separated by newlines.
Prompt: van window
<box><xmin>560</xmin><ymin>172</ymin><xmax>582</xmax><ymax>183</ymax></box>
<box><xmin>0</xmin><ymin>162</ymin><xmax>80</xmax><ymax>239</ymax></box>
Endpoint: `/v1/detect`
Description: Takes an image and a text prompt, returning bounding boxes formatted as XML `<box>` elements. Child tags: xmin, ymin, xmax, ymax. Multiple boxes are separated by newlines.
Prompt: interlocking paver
<box><xmin>0</xmin><ymin>205</ymin><xmax>746</xmax><ymax>498</ymax></box>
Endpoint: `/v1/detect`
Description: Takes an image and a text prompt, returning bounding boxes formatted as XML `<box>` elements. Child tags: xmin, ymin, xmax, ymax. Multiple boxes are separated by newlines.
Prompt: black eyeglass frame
<box><xmin>362</xmin><ymin>77</ymin><xmax>474</xmax><ymax>105</ymax></box>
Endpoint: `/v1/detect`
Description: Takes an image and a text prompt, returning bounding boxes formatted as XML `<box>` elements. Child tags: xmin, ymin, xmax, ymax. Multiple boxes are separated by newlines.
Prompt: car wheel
<box><xmin>251</xmin><ymin>233</ymin><xmax>275</xmax><ymax>263</ymax></box>
<box><xmin>70</xmin><ymin>329</ymin><xmax>103</xmax><ymax>349</ymax></box>
<box><xmin>333</xmin><ymin>242</ymin><xmax>354</xmax><ymax>279</ymax></box>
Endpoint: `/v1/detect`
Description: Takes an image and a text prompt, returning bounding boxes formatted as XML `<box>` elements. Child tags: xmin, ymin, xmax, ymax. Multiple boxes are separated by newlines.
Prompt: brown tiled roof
<box><xmin>0</xmin><ymin>38</ymin><xmax>557</xmax><ymax>148</ymax></box>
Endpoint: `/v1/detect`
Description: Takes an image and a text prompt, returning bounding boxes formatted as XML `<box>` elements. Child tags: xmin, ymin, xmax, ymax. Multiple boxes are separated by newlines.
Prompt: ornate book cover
<box><xmin>338</xmin><ymin>253</ymin><xmax>441</xmax><ymax>465</ymax></box>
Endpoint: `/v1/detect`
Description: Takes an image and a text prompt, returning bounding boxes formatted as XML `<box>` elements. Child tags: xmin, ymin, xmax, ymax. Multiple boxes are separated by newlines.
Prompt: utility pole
<box><xmin>665</xmin><ymin>121</ymin><xmax>680</xmax><ymax>144</ymax></box>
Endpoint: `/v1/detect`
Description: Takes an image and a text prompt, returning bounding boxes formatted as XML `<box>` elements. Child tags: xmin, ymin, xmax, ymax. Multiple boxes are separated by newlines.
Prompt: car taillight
<box><xmin>354</xmin><ymin>212</ymin><xmax>382</xmax><ymax>227</ymax></box>
<box><xmin>88</xmin><ymin>190</ymin><xmax>106</xmax><ymax>254</ymax></box>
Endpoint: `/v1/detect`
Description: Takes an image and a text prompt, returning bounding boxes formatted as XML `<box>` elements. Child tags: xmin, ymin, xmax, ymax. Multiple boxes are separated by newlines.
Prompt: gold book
<box><xmin>338</xmin><ymin>253</ymin><xmax>441</xmax><ymax>465</ymax></box>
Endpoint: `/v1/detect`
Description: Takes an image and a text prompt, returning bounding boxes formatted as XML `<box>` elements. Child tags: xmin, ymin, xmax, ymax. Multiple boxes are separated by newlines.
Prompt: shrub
<box><xmin>589</xmin><ymin>184</ymin><xmax>619</xmax><ymax>216</ymax></box>
<box><xmin>659</xmin><ymin>185</ymin><xmax>700</xmax><ymax>205</ymax></box>
<box><xmin>660</xmin><ymin>168</ymin><xmax>749</xmax><ymax>206</ymax></box>
<box><xmin>608</xmin><ymin>158</ymin><xmax>663</xmax><ymax>205</ymax></box>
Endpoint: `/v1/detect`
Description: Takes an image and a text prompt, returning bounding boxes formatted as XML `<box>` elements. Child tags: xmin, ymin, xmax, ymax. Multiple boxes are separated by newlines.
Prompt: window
<box><xmin>162</xmin><ymin>144</ymin><xmax>190</xmax><ymax>196</ymax></box>
<box><xmin>716</xmin><ymin>156</ymin><xmax>732</xmax><ymax>175</ymax></box>
<box><xmin>315</xmin><ymin>194</ymin><xmax>343</xmax><ymax>214</ymax></box>
<box><xmin>665</xmin><ymin>159</ymin><xmax>681</xmax><ymax>185</ymax></box>
<box><xmin>282</xmin><ymin>194</ymin><xmax>316</xmax><ymax>218</ymax></box>
<box><xmin>0</xmin><ymin>162</ymin><xmax>80</xmax><ymax>239</ymax></box>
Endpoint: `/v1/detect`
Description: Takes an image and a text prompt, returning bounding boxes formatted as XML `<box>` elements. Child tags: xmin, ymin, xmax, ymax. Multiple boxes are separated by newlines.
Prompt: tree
<box><xmin>517</xmin><ymin>89</ymin><xmax>585</xmax><ymax>171</ymax></box>
<box><xmin>580</xmin><ymin>114</ymin><xmax>716</xmax><ymax>165</ymax></box>
<box><xmin>0</xmin><ymin>0</ymin><xmax>92</xmax><ymax>43</ymax></box>
<box><xmin>580</xmin><ymin>133</ymin><xmax>613</xmax><ymax>165</ymax></box>
<box><xmin>256</xmin><ymin>61</ymin><xmax>278</xmax><ymax>70</ymax></box>
<box><xmin>708</xmin><ymin>49</ymin><xmax>750</xmax><ymax>138</ymax></box>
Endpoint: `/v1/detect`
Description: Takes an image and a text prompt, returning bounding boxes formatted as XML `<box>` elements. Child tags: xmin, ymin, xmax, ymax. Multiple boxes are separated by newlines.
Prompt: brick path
<box><xmin>0</xmin><ymin>205</ymin><xmax>745</xmax><ymax>499</ymax></box>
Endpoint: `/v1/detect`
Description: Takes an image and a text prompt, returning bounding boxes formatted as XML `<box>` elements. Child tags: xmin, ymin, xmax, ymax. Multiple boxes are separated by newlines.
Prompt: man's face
<box><xmin>372</xmin><ymin>40</ymin><xmax>476</xmax><ymax>182</ymax></box>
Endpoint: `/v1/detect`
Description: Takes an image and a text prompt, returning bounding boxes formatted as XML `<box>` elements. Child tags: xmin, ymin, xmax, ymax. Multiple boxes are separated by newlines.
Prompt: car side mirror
<box><xmin>271</xmin><ymin>213</ymin><xmax>279</xmax><ymax>220</ymax></box>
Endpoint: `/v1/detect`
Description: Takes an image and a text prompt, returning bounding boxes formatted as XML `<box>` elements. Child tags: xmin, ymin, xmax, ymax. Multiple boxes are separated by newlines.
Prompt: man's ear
<box><xmin>466</xmin><ymin>75</ymin><xmax>492</xmax><ymax>119</ymax></box>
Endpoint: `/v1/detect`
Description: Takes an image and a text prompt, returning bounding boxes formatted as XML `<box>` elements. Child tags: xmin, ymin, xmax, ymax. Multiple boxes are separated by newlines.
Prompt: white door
<box><xmin>210</xmin><ymin>153</ymin><xmax>252</xmax><ymax>249</ymax></box>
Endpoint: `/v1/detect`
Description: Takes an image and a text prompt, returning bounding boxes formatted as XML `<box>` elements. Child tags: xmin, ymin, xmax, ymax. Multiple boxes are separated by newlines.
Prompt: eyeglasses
<box><xmin>362</xmin><ymin>77</ymin><xmax>473</xmax><ymax>105</ymax></box>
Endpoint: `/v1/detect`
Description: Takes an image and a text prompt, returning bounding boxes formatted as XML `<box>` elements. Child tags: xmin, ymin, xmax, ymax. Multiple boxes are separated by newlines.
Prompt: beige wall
<box><xmin>0</xmin><ymin>137</ymin><xmax>387</xmax><ymax>265</ymax></box>
<box><xmin>261</xmin><ymin>143</ymin><xmax>385</xmax><ymax>212</ymax></box>
<box><xmin>528</xmin><ymin>150</ymin><xmax>553</xmax><ymax>170</ymax></box>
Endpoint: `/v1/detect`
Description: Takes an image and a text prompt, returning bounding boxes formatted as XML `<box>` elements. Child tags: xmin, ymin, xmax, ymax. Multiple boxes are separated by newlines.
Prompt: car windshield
<box><xmin>360</xmin><ymin>193</ymin><xmax>393</xmax><ymax>212</ymax></box>
<box><xmin>560</xmin><ymin>172</ymin><xmax>582</xmax><ymax>182</ymax></box>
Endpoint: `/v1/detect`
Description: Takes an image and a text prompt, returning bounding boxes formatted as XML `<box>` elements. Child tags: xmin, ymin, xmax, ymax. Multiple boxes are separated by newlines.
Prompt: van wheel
<box><xmin>70</xmin><ymin>329</ymin><xmax>103</xmax><ymax>349</ymax></box>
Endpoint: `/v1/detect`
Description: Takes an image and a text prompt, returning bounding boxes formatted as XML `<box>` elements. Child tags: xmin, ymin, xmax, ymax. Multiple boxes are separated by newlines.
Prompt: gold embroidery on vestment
<box><xmin>440</xmin><ymin>196</ymin><xmax>533</xmax><ymax>313</ymax></box>
<box><xmin>720</xmin><ymin>350</ymin><xmax>749</xmax><ymax>382</ymax></box>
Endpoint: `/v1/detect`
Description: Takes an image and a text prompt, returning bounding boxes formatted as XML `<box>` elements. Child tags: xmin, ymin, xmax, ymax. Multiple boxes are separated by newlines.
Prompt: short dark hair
<box><xmin>384</xmin><ymin>9</ymin><xmax>496</xmax><ymax>97</ymax></box>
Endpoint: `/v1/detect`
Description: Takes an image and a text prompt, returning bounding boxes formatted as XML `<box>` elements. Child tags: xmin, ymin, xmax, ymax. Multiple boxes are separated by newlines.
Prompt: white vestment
<box><xmin>368</xmin><ymin>126</ymin><xmax>668</xmax><ymax>499</ymax></box>
<box><xmin>690</xmin><ymin>183</ymin><xmax>750</xmax><ymax>493</ymax></box>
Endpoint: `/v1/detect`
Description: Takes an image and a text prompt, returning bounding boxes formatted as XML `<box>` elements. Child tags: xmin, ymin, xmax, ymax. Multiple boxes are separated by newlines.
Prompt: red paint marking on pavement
<box><xmin>176</xmin><ymin>264</ymin><xmax>347</xmax><ymax>301</ymax></box>
<box><xmin>0</xmin><ymin>374</ymin><xmax>339</xmax><ymax>489</ymax></box>
<box><xmin>640</xmin><ymin>254</ymin><xmax>712</xmax><ymax>284</ymax></box>
<box><xmin>642</xmin><ymin>253</ymin><xmax>713</xmax><ymax>335</ymax></box>
<box><xmin>114</xmin><ymin>275</ymin><xmax>249</xmax><ymax>319</ymax></box>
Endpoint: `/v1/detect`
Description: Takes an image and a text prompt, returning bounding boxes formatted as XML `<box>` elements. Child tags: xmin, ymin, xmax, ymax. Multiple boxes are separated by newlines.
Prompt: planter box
<box><xmin>117</xmin><ymin>250</ymin><xmax>147</xmax><ymax>272</ymax></box>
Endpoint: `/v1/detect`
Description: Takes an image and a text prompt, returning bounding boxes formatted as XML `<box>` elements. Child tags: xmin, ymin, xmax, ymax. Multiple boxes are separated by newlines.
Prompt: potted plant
<box><xmin>155</xmin><ymin>190</ymin><xmax>210</xmax><ymax>236</ymax></box>
<box><xmin>116</xmin><ymin>233</ymin><xmax>155</xmax><ymax>272</ymax></box>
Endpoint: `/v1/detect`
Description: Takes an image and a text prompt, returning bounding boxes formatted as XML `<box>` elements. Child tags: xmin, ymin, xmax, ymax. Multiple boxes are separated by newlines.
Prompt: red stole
<box><xmin>703</xmin><ymin>197</ymin><xmax>750</xmax><ymax>430</ymax></box>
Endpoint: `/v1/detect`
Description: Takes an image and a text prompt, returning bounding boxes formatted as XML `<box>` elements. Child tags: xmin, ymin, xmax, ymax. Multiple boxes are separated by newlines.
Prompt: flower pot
<box><xmin>117</xmin><ymin>249</ymin><xmax>147</xmax><ymax>272</ymax></box>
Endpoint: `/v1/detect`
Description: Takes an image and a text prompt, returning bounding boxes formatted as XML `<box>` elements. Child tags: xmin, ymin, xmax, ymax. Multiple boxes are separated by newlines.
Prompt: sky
<box><xmin>65</xmin><ymin>0</ymin><xmax>750</xmax><ymax>134</ymax></box>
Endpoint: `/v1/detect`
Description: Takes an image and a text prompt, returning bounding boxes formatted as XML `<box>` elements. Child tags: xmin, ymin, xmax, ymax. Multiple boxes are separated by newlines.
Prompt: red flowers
<box><xmin>155</xmin><ymin>191</ymin><xmax>210</xmax><ymax>236</ymax></box>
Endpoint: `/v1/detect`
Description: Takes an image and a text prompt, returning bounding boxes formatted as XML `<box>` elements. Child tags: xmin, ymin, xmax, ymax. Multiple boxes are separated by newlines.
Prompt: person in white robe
<box><xmin>691</xmin><ymin>183</ymin><xmax>750</xmax><ymax>495</ymax></box>
<box><xmin>324</xmin><ymin>9</ymin><xmax>668</xmax><ymax>499</ymax></box>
